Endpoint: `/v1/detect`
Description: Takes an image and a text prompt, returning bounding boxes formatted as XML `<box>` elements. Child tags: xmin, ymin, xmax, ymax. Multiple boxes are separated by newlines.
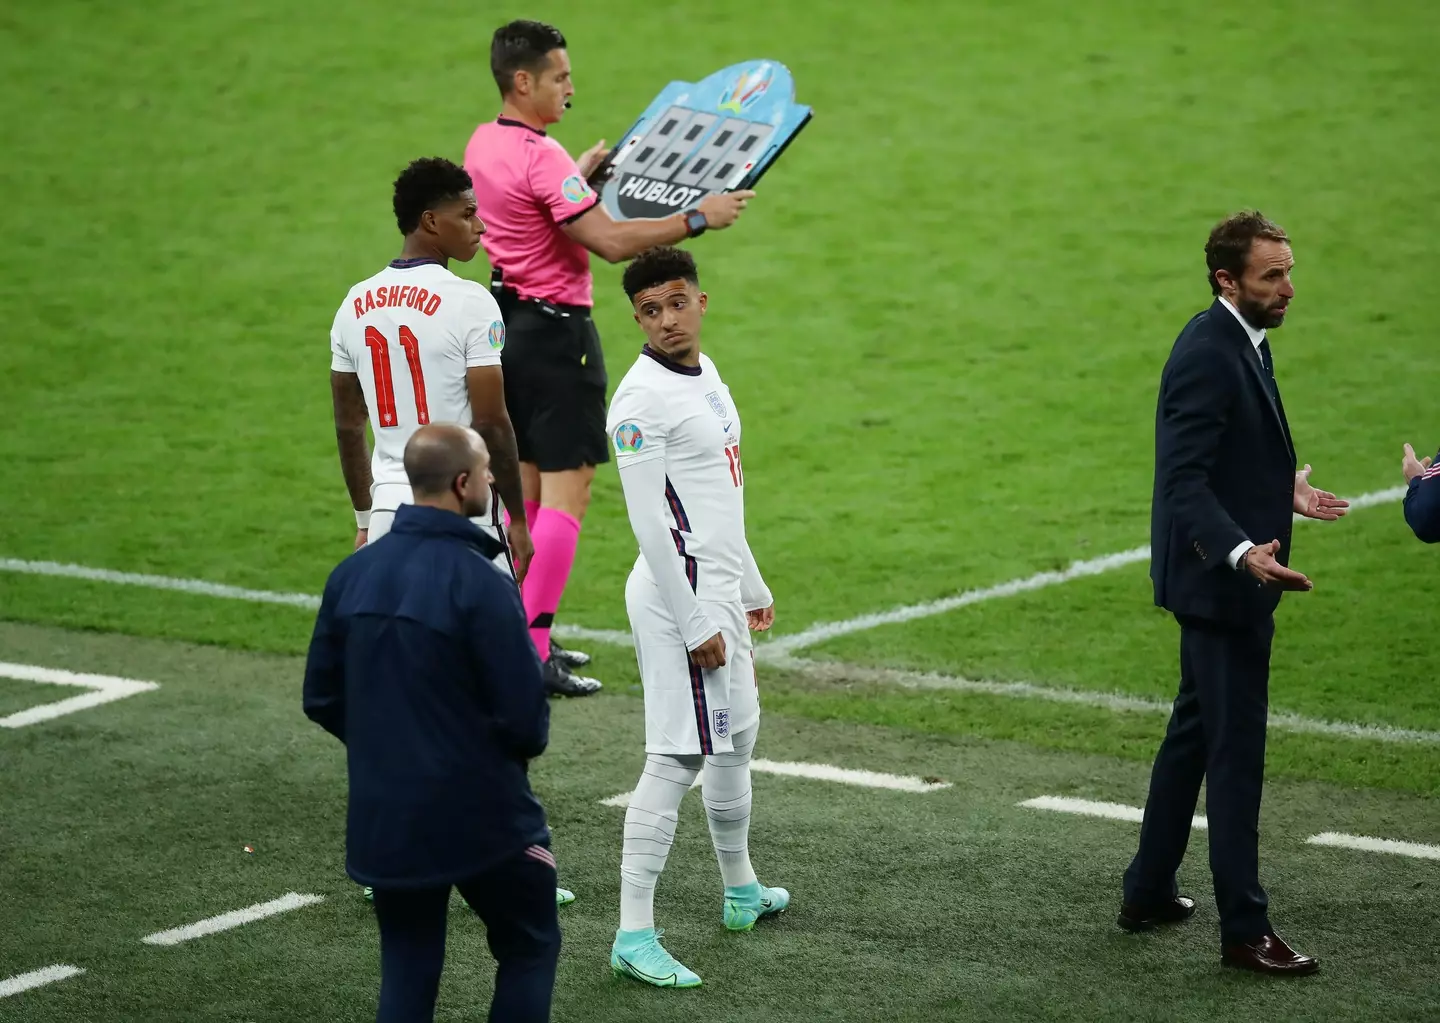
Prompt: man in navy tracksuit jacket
<box><xmin>1402</xmin><ymin>442</ymin><xmax>1440</xmax><ymax>542</ymax></box>
<box><xmin>304</xmin><ymin>423</ymin><xmax>559</xmax><ymax>1023</ymax></box>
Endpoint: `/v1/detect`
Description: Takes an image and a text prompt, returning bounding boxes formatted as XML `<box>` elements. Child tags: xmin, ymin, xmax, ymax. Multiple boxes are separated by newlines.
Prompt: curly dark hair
<box><xmin>1205</xmin><ymin>210</ymin><xmax>1289</xmax><ymax>295</ymax></box>
<box><xmin>622</xmin><ymin>246</ymin><xmax>699</xmax><ymax>301</ymax></box>
<box><xmin>392</xmin><ymin>157</ymin><xmax>474</xmax><ymax>235</ymax></box>
<box><xmin>491</xmin><ymin>20</ymin><xmax>566</xmax><ymax>97</ymax></box>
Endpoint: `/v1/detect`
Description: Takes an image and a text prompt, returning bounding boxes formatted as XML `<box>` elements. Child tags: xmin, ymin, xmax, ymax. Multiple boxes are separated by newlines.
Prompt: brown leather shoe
<box><xmin>1117</xmin><ymin>895</ymin><xmax>1196</xmax><ymax>932</ymax></box>
<box><xmin>1221</xmin><ymin>932</ymin><xmax>1320</xmax><ymax>976</ymax></box>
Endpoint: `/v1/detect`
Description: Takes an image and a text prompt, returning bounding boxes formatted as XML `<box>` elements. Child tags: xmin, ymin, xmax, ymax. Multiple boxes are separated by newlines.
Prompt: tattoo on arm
<box><xmin>466</xmin><ymin>365</ymin><xmax>525</xmax><ymax>523</ymax></box>
<box><xmin>330</xmin><ymin>371</ymin><xmax>373</xmax><ymax>509</ymax></box>
<box><xmin>474</xmin><ymin>416</ymin><xmax>525</xmax><ymax>523</ymax></box>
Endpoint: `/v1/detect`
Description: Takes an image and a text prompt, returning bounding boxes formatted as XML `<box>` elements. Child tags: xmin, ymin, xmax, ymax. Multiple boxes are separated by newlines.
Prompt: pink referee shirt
<box><xmin>464</xmin><ymin>118</ymin><xmax>600</xmax><ymax>308</ymax></box>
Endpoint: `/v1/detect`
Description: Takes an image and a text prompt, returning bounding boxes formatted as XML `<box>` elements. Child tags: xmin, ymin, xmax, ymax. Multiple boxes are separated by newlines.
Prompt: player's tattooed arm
<box><xmin>465</xmin><ymin>366</ymin><xmax>526</xmax><ymax>521</ymax></box>
<box><xmin>330</xmin><ymin>371</ymin><xmax>373</xmax><ymax>510</ymax></box>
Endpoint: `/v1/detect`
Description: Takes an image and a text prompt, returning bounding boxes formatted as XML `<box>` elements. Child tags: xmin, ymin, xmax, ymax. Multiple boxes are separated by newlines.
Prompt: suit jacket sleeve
<box><xmin>1157</xmin><ymin>343</ymin><xmax>1250</xmax><ymax>567</ymax></box>
<box><xmin>302</xmin><ymin>568</ymin><xmax>348</xmax><ymax>742</ymax></box>
<box><xmin>1404</xmin><ymin>451</ymin><xmax>1440</xmax><ymax>543</ymax></box>
<box><xmin>472</xmin><ymin>571</ymin><xmax>550</xmax><ymax>761</ymax></box>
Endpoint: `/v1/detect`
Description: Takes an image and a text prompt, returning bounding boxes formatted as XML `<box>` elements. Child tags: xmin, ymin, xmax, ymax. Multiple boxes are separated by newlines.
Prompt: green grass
<box><xmin>0</xmin><ymin>677</ymin><xmax>73</xmax><ymax>718</ymax></box>
<box><xmin>1</xmin><ymin>622</ymin><xmax>1437</xmax><ymax>1022</ymax></box>
<box><xmin>3</xmin><ymin>0</ymin><xmax>1440</xmax><ymax>1017</ymax></box>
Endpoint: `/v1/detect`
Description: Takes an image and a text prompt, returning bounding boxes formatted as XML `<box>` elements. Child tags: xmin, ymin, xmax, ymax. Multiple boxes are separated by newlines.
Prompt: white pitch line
<box><xmin>751</xmin><ymin>758</ymin><xmax>951</xmax><ymax>792</ymax></box>
<box><xmin>1021</xmin><ymin>795</ymin><xmax>1209</xmax><ymax>830</ymax></box>
<box><xmin>763</xmin><ymin>484</ymin><xmax>1409</xmax><ymax>656</ymax></box>
<box><xmin>1306</xmin><ymin>832</ymin><xmax>1440</xmax><ymax>861</ymax></box>
<box><xmin>763</xmin><ymin>547</ymin><xmax>1149</xmax><ymax>656</ymax></box>
<box><xmin>0</xmin><ymin>484</ymin><xmax>1407</xmax><ymax>659</ymax></box>
<box><xmin>140</xmin><ymin>892</ymin><xmax>324</xmax><ymax>946</ymax></box>
<box><xmin>773</xmin><ymin>656</ymin><xmax>1440</xmax><ymax>746</ymax></box>
<box><xmin>0</xmin><ymin>558</ymin><xmax>633</xmax><ymax>647</ymax></box>
<box><xmin>599</xmin><ymin>758</ymin><xmax>950</xmax><ymax>807</ymax></box>
<box><xmin>2</xmin><ymin>557</ymin><xmax>1434</xmax><ymax>746</ymax></box>
<box><xmin>0</xmin><ymin>557</ymin><xmax>322</xmax><ymax>608</ymax></box>
<box><xmin>0</xmin><ymin>964</ymin><xmax>85</xmax><ymax>1000</ymax></box>
<box><xmin>0</xmin><ymin>663</ymin><xmax>160</xmax><ymax>729</ymax></box>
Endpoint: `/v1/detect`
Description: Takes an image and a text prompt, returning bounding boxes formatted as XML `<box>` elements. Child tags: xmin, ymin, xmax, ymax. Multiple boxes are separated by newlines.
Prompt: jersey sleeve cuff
<box><xmin>559</xmin><ymin>196</ymin><xmax>599</xmax><ymax>226</ymax></box>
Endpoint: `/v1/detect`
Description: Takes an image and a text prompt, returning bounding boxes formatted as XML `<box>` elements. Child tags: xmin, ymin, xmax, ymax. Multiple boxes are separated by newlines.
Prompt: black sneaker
<box><xmin>542</xmin><ymin>656</ymin><xmax>602</xmax><ymax>697</ymax></box>
<box><xmin>549</xmin><ymin>636</ymin><xmax>591</xmax><ymax>668</ymax></box>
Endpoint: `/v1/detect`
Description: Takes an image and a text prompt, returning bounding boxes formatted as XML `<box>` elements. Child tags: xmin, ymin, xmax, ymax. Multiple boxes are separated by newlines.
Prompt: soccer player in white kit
<box><xmin>605</xmin><ymin>246</ymin><xmax>789</xmax><ymax>989</ymax></box>
<box><xmin>328</xmin><ymin>156</ymin><xmax>532</xmax><ymax>580</ymax></box>
<box><xmin>328</xmin><ymin>156</ymin><xmax>588</xmax><ymax>905</ymax></box>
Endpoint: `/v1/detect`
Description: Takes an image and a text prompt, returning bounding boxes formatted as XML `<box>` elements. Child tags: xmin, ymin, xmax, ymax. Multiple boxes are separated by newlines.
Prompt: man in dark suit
<box><xmin>1119</xmin><ymin>211</ymin><xmax>1348</xmax><ymax>976</ymax></box>
<box><xmin>304</xmin><ymin>423</ymin><xmax>559</xmax><ymax>1022</ymax></box>
<box><xmin>1401</xmin><ymin>442</ymin><xmax>1440</xmax><ymax>541</ymax></box>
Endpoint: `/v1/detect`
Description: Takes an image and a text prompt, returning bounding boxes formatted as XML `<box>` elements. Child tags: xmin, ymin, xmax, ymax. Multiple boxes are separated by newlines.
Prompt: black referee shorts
<box><xmin>501</xmin><ymin>302</ymin><xmax>610</xmax><ymax>472</ymax></box>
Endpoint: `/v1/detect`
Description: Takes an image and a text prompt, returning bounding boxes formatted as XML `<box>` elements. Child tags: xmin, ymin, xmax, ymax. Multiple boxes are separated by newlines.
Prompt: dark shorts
<box><xmin>501</xmin><ymin>302</ymin><xmax>610</xmax><ymax>472</ymax></box>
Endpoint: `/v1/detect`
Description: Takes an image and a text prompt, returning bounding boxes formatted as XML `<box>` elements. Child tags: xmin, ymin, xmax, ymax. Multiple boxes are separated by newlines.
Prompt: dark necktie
<box><xmin>1257</xmin><ymin>338</ymin><xmax>1279</xmax><ymax>403</ymax></box>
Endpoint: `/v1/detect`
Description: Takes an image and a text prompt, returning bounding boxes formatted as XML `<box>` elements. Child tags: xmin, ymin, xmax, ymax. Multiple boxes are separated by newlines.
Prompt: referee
<box><xmin>464</xmin><ymin>19</ymin><xmax>754</xmax><ymax>697</ymax></box>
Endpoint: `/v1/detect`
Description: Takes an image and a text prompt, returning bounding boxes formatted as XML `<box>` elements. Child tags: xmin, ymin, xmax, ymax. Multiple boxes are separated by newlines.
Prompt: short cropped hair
<box><xmin>1205</xmin><ymin>211</ymin><xmax>1289</xmax><ymax>295</ymax></box>
<box><xmin>491</xmin><ymin>20</ymin><xmax>566</xmax><ymax>96</ymax></box>
<box><xmin>392</xmin><ymin>157</ymin><xmax>474</xmax><ymax>235</ymax></box>
<box><xmin>622</xmin><ymin>246</ymin><xmax>699</xmax><ymax>300</ymax></box>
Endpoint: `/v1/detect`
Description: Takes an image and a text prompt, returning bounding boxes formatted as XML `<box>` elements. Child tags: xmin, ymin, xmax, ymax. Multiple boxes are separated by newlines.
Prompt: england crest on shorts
<box><xmin>705</xmin><ymin>390</ymin><xmax>727</xmax><ymax>418</ymax></box>
<box><xmin>713</xmin><ymin>707</ymin><xmax>730</xmax><ymax>739</ymax></box>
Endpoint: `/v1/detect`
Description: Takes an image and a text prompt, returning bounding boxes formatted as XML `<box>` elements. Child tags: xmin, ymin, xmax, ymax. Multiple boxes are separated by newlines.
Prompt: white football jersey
<box><xmin>606</xmin><ymin>347</ymin><xmax>750</xmax><ymax>602</ymax></box>
<box><xmin>329</xmin><ymin>258</ymin><xmax>505</xmax><ymax>490</ymax></box>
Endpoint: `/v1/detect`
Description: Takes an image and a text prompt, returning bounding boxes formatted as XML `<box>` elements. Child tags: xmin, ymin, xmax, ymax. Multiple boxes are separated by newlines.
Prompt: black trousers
<box><xmin>371</xmin><ymin>848</ymin><xmax>560</xmax><ymax>1023</ymax></box>
<box><xmin>1123</xmin><ymin>613</ymin><xmax>1274</xmax><ymax>944</ymax></box>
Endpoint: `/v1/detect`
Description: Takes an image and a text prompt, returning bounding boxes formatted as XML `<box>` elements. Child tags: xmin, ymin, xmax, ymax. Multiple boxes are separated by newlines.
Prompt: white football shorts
<box><xmin>625</xmin><ymin>568</ymin><xmax>759</xmax><ymax>756</ymax></box>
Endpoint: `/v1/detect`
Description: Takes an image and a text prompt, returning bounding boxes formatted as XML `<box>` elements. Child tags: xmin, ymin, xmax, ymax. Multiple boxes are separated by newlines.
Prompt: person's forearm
<box><xmin>336</xmin><ymin>426</ymin><xmax>372</xmax><ymax>510</ymax></box>
<box><xmin>596</xmin><ymin>213</ymin><xmax>689</xmax><ymax>263</ymax></box>
<box><xmin>473</xmin><ymin>415</ymin><xmax>526</xmax><ymax>523</ymax></box>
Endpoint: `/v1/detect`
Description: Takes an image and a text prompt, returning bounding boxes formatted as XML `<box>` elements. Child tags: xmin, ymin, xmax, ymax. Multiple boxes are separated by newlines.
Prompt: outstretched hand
<box><xmin>1242</xmin><ymin>540</ymin><xmax>1313</xmax><ymax>591</ymax></box>
<box><xmin>1294</xmin><ymin>465</ymin><xmax>1348</xmax><ymax>520</ymax></box>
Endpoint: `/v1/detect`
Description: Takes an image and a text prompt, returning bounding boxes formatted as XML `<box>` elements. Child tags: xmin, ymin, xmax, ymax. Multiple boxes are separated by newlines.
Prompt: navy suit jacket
<box><xmin>303</xmin><ymin>503</ymin><xmax>550</xmax><ymax>888</ymax></box>
<box><xmin>1405</xmin><ymin>448</ymin><xmax>1440</xmax><ymax>543</ymax></box>
<box><xmin>1150</xmin><ymin>300</ymin><xmax>1299</xmax><ymax>626</ymax></box>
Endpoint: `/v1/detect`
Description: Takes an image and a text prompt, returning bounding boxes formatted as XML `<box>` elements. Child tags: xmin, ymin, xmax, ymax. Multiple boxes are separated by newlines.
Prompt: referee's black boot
<box><xmin>542</xmin><ymin>656</ymin><xmax>602</xmax><ymax>697</ymax></box>
<box><xmin>549</xmin><ymin>636</ymin><xmax>591</xmax><ymax>668</ymax></box>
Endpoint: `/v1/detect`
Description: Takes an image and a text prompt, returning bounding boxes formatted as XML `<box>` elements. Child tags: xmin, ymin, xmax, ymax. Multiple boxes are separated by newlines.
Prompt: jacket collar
<box><xmin>1207</xmin><ymin>297</ymin><xmax>1258</xmax><ymax>351</ymax></box>
<box><xmin>1206</xmin><ymin>300</ymin><xmax>1294</xmax><ymax>459</ymax></box>
<box><xmin>1216</xmin><ymin>296</ymin><xmax>1266</xmax><ymax>350</ymax></box>
<box><xmin>390</xmin><ymin>503</ymin><xmax>507</xmax><ymax>558</ymax></box>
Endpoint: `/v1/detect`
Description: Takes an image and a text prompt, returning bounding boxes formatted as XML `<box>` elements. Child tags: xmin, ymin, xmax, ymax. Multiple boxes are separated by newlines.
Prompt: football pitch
<box><xmin>2</xmin><ymin>1</ymin><xmax>1439</xmax><ymax>1020</ymax></box>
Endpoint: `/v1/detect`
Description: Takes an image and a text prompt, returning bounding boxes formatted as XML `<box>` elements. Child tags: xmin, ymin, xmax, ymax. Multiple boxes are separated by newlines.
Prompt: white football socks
<box><xmin>619</xmin><ymin>753</ymin><xmax>701</xmax><ymax>932</ymax></box>
<box><xmin>703</xmin><ymin>724</ymin><xmax>759</xmax><ymax>890</ymax></box>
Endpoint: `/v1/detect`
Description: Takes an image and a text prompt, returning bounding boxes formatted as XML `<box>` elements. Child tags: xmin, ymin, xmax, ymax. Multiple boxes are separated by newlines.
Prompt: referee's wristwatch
<box><xmin>683</xmin><ymin>208</ymin><xmax>708</xmax><ymax>238</ymax></box>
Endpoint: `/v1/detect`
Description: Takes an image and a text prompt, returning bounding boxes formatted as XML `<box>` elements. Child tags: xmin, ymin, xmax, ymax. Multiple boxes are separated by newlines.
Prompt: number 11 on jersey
<box><xmin>725</xmin><ymin>443</ymin><xmax>744</xmax><ymax>487</ymax></box>
<box><xmin>364</xmin><ymin>325</ymin><xmax>430</xmax><ymax>428</ymax></box>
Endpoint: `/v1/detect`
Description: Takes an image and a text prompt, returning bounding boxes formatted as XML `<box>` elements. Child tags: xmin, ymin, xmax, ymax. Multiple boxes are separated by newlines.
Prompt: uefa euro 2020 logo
<box><xmin>613</xmin><ymin>423</ymin><xmax>644</xmax><ymax>454</ymax></box>
<box><xmin>718</xmin><ymin>64</ymin><xmax>773</xmax><ymax>114</ymax></box>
